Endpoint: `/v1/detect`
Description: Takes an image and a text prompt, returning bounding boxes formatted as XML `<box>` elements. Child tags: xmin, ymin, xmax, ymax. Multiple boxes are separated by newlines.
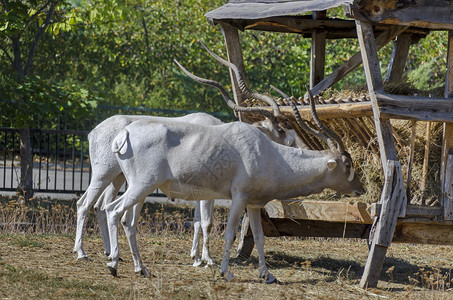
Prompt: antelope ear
<box><xmin>327</xmin><ymin>159</ymin><xmax>337</xmax><ymax>170</ymax></box>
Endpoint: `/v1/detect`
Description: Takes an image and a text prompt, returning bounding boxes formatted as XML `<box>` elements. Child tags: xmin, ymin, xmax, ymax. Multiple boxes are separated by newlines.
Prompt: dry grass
<box><xmin>1</xmin><ymin>196</ymin><xmax>453</xmax><ymax>299</ymax></box>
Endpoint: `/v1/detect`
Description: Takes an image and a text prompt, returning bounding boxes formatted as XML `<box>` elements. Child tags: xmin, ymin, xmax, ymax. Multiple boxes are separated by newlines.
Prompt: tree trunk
<box><xmin>19</xmin><ymin>128</ymin><xmax>33</xmax><ymax>201</ymax></box>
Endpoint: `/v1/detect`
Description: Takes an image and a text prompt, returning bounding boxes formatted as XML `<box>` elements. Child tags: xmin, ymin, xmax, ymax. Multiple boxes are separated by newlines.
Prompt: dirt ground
<box><xmin>1</xmin><ymin>232</ymin><xmax>453</xmax><ymax>299</ymax></box>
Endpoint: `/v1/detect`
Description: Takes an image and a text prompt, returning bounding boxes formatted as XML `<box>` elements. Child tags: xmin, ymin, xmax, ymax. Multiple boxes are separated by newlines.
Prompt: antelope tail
<box><xmin>111</xmin><ymin>129</ymin><xmax>129</xmax><ymax>155</ymax></box>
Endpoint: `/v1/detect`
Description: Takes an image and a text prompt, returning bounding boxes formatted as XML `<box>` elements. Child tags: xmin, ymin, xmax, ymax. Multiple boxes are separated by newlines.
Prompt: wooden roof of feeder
<box><xmin>205</xmin><ymin>0</ymin><xmax>430</xmax><ymax>38</ymax></box>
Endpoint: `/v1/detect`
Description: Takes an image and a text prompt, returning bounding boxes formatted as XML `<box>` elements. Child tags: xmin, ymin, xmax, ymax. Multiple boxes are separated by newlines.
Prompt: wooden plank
<box><xmin>222</xmin><ymin>16</ymin><xmax>428</xmax><ymax>39</ymax></box>
<box><xmin>421</xmin><ymin>122</ymin><xmax>432</xmax><ymax>194</ymax></box>
<box><xmin>277</xmin><ymin>102</ymin><xmax>373</xmax><ymax>120</ymax></box>
<box><xmin>442</xmin><ymin>31</ymin><xmax>453</xmax><ymax>219</ymax></box>
<box><xmin>393</xmin><ymin>222</ymin><xmax>453</xmax><ymax>245</ymax></box>
<box><xmin>360</xmin><ymin>160</ymin><xmax>406</xmax><ymax>288</ymax></box>
<box><xmin>265</xmin><ymin>200</ymin><xmax>374</xmax><ymax>224</ymax></box>
<box><xmin>406</xmin><ymin>121</ymin><xmax>416</xmax><ymax>201</ymax></box>
<box><xmin>221</xmin><ymin>23</ymin><xmax>247</xmax><ymax>121</ymax></box>
<box><xmin>268</xmin><ymin>218</ymin><xmax>453</xmax><ymax>245</ymax></box>
<box><xmin>270</xmin><ymin>219</ymin><xmax>371</xmax><ymax>239</ymax></box>
<box><xmin>369</xmin><ymin>204</ymin><xmax>443</xmax><ymax>220</ymax></box>
<box><xmin>375</xmin><ymin>160</ymin><xmax>407</xmax><ymax>247</ymax></box>
<box><xmin>443</xmin><ymin>155</ymin><xmax>453</xmax><ymax>220</ymax></box>
<box><xmin>351</xmin><ymin>4</ymin><xmax>453</xmax><ymax>31</ymax></box>
<box><xmin>309</xmin><ymin>25</ymin><xmax>408</xmax><ymax>97</ymax></box>
<box><xmin>261</xmin><ymin>208</ymin><xmax>281</xmax><ymax>237</ymax></box>
<box><xmin>385</xmin><ymin>33</ymin><xmax>412</xmax><ymax>83</ymax></box>
<box><xmin>377</xmin><ymin>92</ymin><xmax>453</xmax><ymax>122</ymax></box>
<box><xmin>310</xmin><ymin>11</ymin><xmax>326</xmax><ymax>88</ymax></box>
<box><xmin>356</xmin><ymin>21</ymin><xmax>399</xmax><ymax>169</ymax></box>
<box><xmin>235</xmin><ymin>213</ymin><xmax>255</xmax><ymax>259</ymax></box>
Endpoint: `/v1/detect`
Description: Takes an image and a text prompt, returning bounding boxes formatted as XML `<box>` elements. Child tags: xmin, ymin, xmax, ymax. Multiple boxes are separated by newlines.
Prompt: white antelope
<box><xmin>73</xmin><ymin>113</ymin><xmax>223</xmax><ymax>275</ymax></box>
<box><xmin>105</xmin><ymin>85</ymin><xmax>364</xmax><ymax>283</ymax></box>
<box><xmin>73</xmin><ymin>51</ymin><xmax>306</xmax><ymax>274</ymax></box>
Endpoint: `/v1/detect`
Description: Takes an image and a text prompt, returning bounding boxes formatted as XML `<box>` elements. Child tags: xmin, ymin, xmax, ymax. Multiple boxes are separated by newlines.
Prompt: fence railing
<box><xmin>0</xmin><ymin>106</ymin><xmax>234</xmax><ymax>197</ymax></box>
<box><xmin>0</xmin><ymin>127</ymin><xmax>167</xmax><ymax>197</ymax></box>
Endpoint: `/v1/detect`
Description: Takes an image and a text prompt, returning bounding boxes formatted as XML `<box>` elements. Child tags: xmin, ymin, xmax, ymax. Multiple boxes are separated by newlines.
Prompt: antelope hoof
<box><xmin>108</xmin><ymin>266</ymin><xmax>118</xmax><ymax>277</ymax></box>
<box><xmin>76</xmin><ymin>255</ymin><xmax>89</xmax><ymax>261</ymax></box>
<box><xmin>192</xmin><ymin>259</ymin><xmax>202</xmax><ymax>267</ymax></box>
<box><xmin>204</xmin><ymin>261</ymin><xmax>215</xmax><ymax>268</ymax></box>
<box><xmin>221</xmin><ymin>271</ymin><xmax>234</xmax><ymax>282</ymax></box>
<box><xmin>263</xmin><ymin>273</ymin><xmax>278</xmax><ymax>284</ymax></box>
<box><xmin>107</xmin><ymin>261</ymin><xmax>118</xmax><ymax>277</ymax></box>
<box><xmin>137</xmin><ymin>267</ymin><xmax>150</xmax><ymax>277</ymax></box>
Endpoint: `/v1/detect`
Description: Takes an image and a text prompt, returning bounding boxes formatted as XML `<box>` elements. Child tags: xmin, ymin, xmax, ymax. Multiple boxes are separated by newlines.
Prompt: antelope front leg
<box><xmin>200</xmin><ymin>199</ymin><xmax>215</xmax><ymax>266</ymax></box>
<box><xmin>94</xmin><ymin>174</ymin><xmax>126</xmax><ymax>257</ymax></box>
<box><xmin>191</xmin><ymin>201</ymin><xmax>202</xmax><ymax>266</ymax></box>
<box><xmin>220</xmin><ymin>198</ymin><xmax>246</xmax><ymax>281</ymax></box>
<box><xmin>121</xmin><ymin>200</ymin><xmax>150</xmax><ymax>277</ymax></box>
<box><xmin>247</xmin><ymin>206</ymin><xmax>277</xmax><ymax>284</ymax></box>
<box><xmin>74</xmin><ymin>184</ymin><xmax>107</xmax><ymax>260</ymax></box>
<box><xmin>105</xmin><ymin>184</ymin><xmax>155</xmax><ymax>277</ymax></box>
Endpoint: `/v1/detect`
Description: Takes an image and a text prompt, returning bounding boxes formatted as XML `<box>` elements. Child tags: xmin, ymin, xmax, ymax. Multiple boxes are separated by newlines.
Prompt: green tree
<box><xmin>0</xmin><ymin>0</ymin><xmax>96</xmax><ymax>199</ymax></box>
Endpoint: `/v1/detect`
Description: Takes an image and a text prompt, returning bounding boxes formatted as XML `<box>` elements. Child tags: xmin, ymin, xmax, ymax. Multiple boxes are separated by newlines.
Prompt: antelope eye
<box><xmin>345</xmin><ymin>162</ymin><xmax>351</xmax><ymax>168</ymax></box>
<box><xmin>277</xmin><ymin>127</ymin><xmax>284</xmax><ymax>134</ymax></box>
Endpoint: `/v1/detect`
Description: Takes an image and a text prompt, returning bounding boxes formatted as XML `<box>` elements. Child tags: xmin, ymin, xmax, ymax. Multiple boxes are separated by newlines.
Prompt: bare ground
<box><xmin>1</xmin><ymin>232</ymin><xmax>453</xmax><ymax>299</ymax></box>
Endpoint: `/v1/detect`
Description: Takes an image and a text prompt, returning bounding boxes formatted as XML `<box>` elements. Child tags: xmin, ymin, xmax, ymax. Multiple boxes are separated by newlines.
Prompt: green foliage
<box><xmin>0</xmin><ymin>0</ymin><xmax>450</xmax><ymax>130</ymax></box>
<box><xmin>0</xmin><ymin>75</ymin><xmax>97</xmax><ymax>129</ymax></box>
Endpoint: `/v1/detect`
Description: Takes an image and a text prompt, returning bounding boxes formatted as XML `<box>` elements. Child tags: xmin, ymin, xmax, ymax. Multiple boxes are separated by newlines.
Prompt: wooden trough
<box><xmin>206</xmin><ymin>0</ymin><xmax>453</xmax><ymax>288</ymax></box>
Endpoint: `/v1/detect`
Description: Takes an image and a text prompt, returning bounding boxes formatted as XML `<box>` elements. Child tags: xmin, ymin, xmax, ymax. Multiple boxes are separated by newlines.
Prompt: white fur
<box><xmin>74</xmin><ymin>113</ymin><xmax>307</xmax><ymax>274</ymax></box>
<box><xmin>105</xmin><ymin>120</ymin><xmax>364</xmax><ymax>281</ymax></box>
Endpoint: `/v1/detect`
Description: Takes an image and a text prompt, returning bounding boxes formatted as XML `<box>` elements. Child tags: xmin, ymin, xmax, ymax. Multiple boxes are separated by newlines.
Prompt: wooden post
<box><xmin>406</xmin><ymin>120</ymin><xmax>416</xmax><ymax>202</ymax></box>
<box><xmin>309</xmin><ymin>25</ymin><xmax>408</xmax><ymax>97</ymax></box>
<box><xmin>221</xmin><ymin>23</ymin><xmax>248</xmax><ymax>122</ymax></box>
<box><xmin>444</xmin><ymin>155</ymin><xmax>453</xmax><ymax>219</ymax></box>
<box><xmin>385</xmin><ymin>33</ymin><xmax>412</xmax><ymax>83</ymax></box>
<box><xmin>442</xmin><ymin>31</ymin><xmax>453</xmax><ymax>220</ymax></box>
<box><xmin>355</xmin><ymin>21</ymin><xmax>398</xmax><ymax>170</ymax></box>
<box><xmin>421</xmin><ymin>122</ymin><xmax>432</xmax><ymax>198</ymax></box>
<box><xmin>310</xmin><ymin>11</ymin><xmax>326</xmax><ymax>88</ymax></box>
<box><xmin>236</xmin><ymin>213</ymin><xmax>255</xmax><ymax>258</ymax></box>
<box><xmin>360</xmin><ymin>160</ymin><xmax>406</xmax><ymax>288</ymax></box>
<box><xmin>356</xmin><ymin>21</ymin><xmax>407</xmax><ymax>288</ymax></box>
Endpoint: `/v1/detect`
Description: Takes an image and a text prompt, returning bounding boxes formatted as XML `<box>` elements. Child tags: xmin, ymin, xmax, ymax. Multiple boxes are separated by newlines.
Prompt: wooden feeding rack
<box><xmin>206</xmin><ymin>0</ymin><xmax>453</xmax><ymax>288</ymax></box>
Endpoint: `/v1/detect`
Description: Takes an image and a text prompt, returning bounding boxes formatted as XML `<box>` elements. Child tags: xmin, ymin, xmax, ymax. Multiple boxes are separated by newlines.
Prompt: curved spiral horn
<box><xmin>174</xmin><ymin>59</ymin><xmax>278</xmax><ymax>122</ymax></box>
<box><xmin>306</xmin><ymin>86</ymin><xmax>345</xmax><ymax>153</ymax></box>
<box><xmin>270</xmin><ymin>85</ymin><xmax>337</xmax><ymax>150</ymax></box>
<box><xmin>199</xmin><ymin>41</ymin><xmax>281</xmax><ymax>118</ymax></box>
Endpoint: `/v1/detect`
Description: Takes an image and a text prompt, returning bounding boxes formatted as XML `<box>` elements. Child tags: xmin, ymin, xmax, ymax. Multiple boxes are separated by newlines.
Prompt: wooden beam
<box><xmin>277</xmin><ymin>102</ymin><xmax>373</xmax><ymax>120</ymax></box>
<box><xmin>356</xmin><ymin>21</ymin><xmax>399</xmax><ymax>168</ymax></box>
<box><xmin>369</xmin><ymin>204</ymin><xmax>443</xmax><ymax>220</ymax></box>
<box><xmin>220</xmin><ymin>17</ymin><xmax>428</xmax><ymax>39</ymax></box>
<box><xmin>385</xmin><ymin>33</ymin><xmax>412</xmax><ymax>83</ymax></box>
<box><xmin>265</xmin><ymin>200</ymin><xmax>374</xmax><ymax>224</ymax></box>
<box><xmin>310</xmin><ymin>11</ymin><xmax>326</xmax><ymax>88</ymax></box>
<box><xmin>393</xmin><ymin>222</ymin><xmax>453</xmax><ymax>245</ymax></box>
<box><xmin>236</xmin><ymin>213</ymin><xmax>254</xmax><ymax>258</ymax></box>
<box><xmin>270</xmin><ymin>219</ymin><xmax>371</xmax><ymax>239</ymax></box>
<box><xmin>406</xmin><ymin>121</ymin><xmax>416</xmax><ymax>200</ymax></box>
<box><xmin>377</xmin><ymin>92</ymin><xmax>453</xmax><ymax>122</ymax></box>
<box><xmin>442</xmin><ymin>31</ymin><xmax>453</xmax><ymax>220</ymax></box>
<box><xmin>309</xmin><ymin>25</ymin><xmax>408</xmax><ymax>98</ymax></box>
<box><xmin>443</xmin><ymin>155</ymin><xmax>453</xmax><ymax>220</ymax></box>
<box><xmin>351</xmin><ymin>4</ymin><xmax>453</xmax><ymax>31</ymax></box>
<box><xmin>221</xmin><ymin>23</ymin><xmax>247</xmax><ymax>121</ymax></box>
<box><xmin>267</xmin><ymin>218</ymin><xmax>453</xmax><ymax>245</ymax></box>
<box><xmin>360</xmin><ymin>159</ymin><xmax>406</xmax><ymax>288</ymax></box>
<box><xmin>421</xmin><ymin>122</ymin><xmax>432</xmax><ymax>195</ymax></box>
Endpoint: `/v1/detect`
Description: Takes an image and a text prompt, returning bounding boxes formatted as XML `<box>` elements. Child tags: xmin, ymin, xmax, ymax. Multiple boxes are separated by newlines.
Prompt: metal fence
<box><xmin>1</xmin><ymin>127</ymin><xmax>91</xmax><ymax>194</ymax></box>
<box><xmin>0</xmin><ymin>106</ymin><xmax>233</xmax><ymax>196</ymax></box>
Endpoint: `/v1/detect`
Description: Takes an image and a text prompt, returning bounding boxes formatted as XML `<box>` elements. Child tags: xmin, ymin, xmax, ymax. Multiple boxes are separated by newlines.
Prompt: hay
<box><xmin>242</xmin><ymin>85</ymin><xmax>445</xmax><ymax>204</ymax></box>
